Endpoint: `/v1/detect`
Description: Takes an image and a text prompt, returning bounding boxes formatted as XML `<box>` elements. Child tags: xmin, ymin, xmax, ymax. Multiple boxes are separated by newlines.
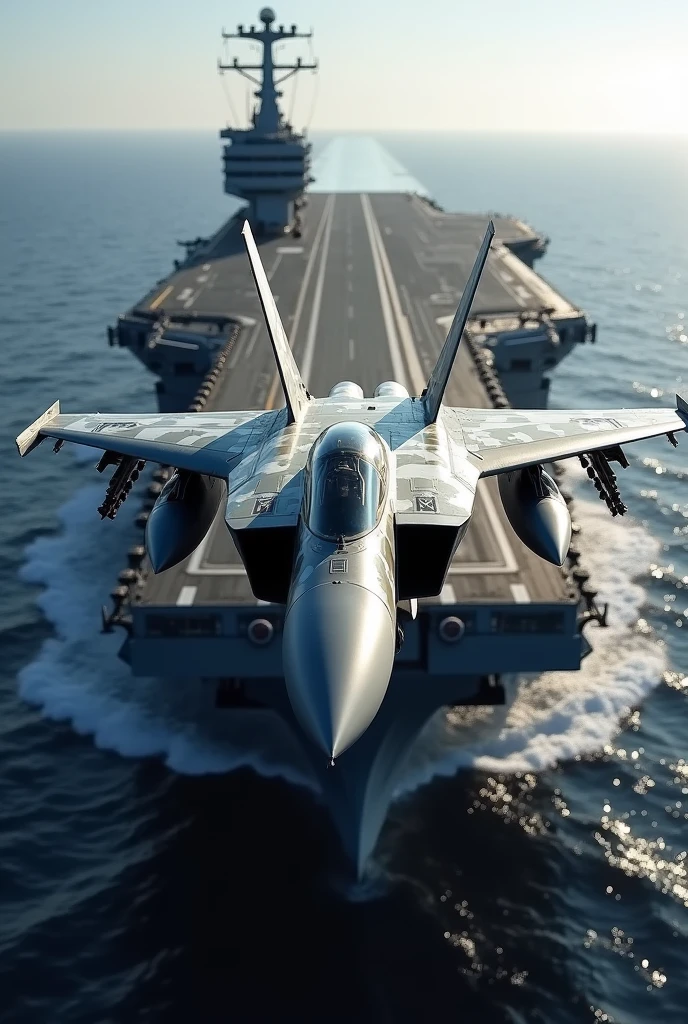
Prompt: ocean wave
<box><xmin>398</xmin><ymin>474</ymin><xmax>668</xmax><ymax>793</ymax></box>
<box><xmin>17</xmin><ymin>483</ymin><xmax>316</xmax><ymax>792</ymax></box>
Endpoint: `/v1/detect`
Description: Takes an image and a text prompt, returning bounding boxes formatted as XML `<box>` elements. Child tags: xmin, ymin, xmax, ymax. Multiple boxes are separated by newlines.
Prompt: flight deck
<box><xmin>113</xmin><ymin>191</ymin><xmax>587</xmax><ymax>683</ymax></box>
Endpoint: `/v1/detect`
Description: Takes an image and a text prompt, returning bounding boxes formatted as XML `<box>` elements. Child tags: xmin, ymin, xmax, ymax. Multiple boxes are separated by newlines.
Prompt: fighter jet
<box><xmin>16</xmin><ymin>221</ymin><xmax>688</xmax><ymax>761</ymax></box>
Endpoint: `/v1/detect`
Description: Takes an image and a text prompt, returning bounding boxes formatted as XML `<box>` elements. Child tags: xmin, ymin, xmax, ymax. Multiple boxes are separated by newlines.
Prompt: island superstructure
<box><xmin>218</xmin><ymin>7</ymin><xmax>316</xmax><ymax>234</ymax></box>
<box><xmin>105</xmin><ymin>8</ymin><xmax>601</xmax><ymax>871</ymax></box>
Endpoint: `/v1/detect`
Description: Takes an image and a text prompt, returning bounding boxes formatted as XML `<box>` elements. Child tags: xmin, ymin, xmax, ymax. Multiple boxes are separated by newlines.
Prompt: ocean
<box><xmin>0</xmin><ymin>130</ymin><xmax>686</xmax><ymax>1023</ymax></box>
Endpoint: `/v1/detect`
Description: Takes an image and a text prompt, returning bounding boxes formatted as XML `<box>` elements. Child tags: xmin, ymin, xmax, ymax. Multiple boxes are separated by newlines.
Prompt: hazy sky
<box><xmin>2</xmin><ymin>0</ymin><xmax>687</xmax><ymax>133</ymax></box>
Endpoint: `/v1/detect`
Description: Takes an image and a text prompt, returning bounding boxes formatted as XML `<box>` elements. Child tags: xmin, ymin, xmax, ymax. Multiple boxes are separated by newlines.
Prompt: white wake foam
<box><xmin>18</xmin><ymin>483</ymin><xmax>316</xmax><ymax>790</ymax></box>
<box><xmin>398</xmin><ymin>467</ymin><xmax>667</xmax><ymax>793</ymax></box>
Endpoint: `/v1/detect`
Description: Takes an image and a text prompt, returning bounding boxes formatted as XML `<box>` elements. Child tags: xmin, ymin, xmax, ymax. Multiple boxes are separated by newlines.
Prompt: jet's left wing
<box><xmin>446</xmin><ymin>394</ymin><xmax>688</xmax><ymax>476</ymax></box>
<box><xmin>16</xmin><ymin>403</ymin><xmax>278</xmax><ymax>477</ymax></box>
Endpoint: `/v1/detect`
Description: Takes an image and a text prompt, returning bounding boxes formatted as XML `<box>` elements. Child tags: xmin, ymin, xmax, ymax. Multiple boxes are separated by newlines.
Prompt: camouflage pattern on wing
<box><xmin>16</xmin><ymin>406</ymin><xmax>277</xmax><ymax>478</ymax></box>
<box><xmin>446</xmin><ymin>397</ymin><xmax>688</xmax><ymax>476</ymax></box>
<box><xmin>226</xmin><ymin>395</ymin><xmax>476</xmax><ymax>531</ymax></box>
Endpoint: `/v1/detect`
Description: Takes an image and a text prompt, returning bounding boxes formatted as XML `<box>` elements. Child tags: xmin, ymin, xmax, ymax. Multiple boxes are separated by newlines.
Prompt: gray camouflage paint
<box><xmin>282</xmin><ymin>432</ymin><xmax>398</xmax><ymax>758</ymax></box>
<box><xmin>18</xmin><ymin>394</ymin><xmax>687</xmax><ymax>543</ymax></box>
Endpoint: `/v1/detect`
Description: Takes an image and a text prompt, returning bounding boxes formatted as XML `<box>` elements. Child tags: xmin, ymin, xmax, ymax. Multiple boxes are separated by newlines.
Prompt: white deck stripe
<box><xmin>300</xmin><ymin>195</ymin><xmax>337</xmax><ymax>386</ymax></box>
<box><xmin>440</xmin><ymin>584</ymin><xmax>457</xmax><ymax>604</ymax></box>
<box><xmin>510</xmin><ymin>583</ymin><xmax>531</xmax><ymax>603</ymax></box>
<box><xmin>243</xmin><ymin>323</ymin><xmax>262</xmax><ymax>362</ymax></box>
<box><xmin>359</xmin><ymin>193</ymin><xmax>406</xmax><ymax>383</ymax></box>
<box><xmin>284</xmin><ymin>194</ymin><xmax>335</xmax><ymax>374</ymax></box>
<box><xmin>362</xmin><ymin>193</ymin><xmax>426</xmax><ymax>391</ymax></box>
<box><xmin>176</xmin><ymin>585</ymin><xmax>198</xmax><ymax>606</ymax></box>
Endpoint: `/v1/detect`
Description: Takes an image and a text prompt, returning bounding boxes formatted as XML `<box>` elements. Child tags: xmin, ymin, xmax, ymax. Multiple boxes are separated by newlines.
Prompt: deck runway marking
<box><xmin>300</xmin><ymin>195</ymin><xmax>337</xmax><ymax>386</ymax></box>
<box><xmin>361</xmin><ymin>194</ymin><xmax>426</xmax><ymax>390</ymax></box>
<box><xmin>360</xmin><ymin>193</ymin><xmax>405</xmax><ymax>383</ymax></box>
<box><xmin>510</xmin><ymin>583</ymin><xmax>532</xmax><ymax>603</ymax></box>
<box><xmin>228</xmin><ymin>322</ymin><xmax>261</xmax><ymax>370</ymax></box>
<box><xmin>176</xmin><ymin>585</ymin><xmax>198</xmax><ymax>605</ymax></box>
<box><xmin>266</xmin><ymin>193</ymin><xmax>335</xmax><ymax>407</ymax></box>
<box><xmin>244</xmin><ymin>323</ymin><xmax>261</xmax><ymax>361</ymax></box>
<box><xmin>149</xmin><ymin>284</ymin><xmax>173</xmax><ymax>310</ymax></box>
<box><xmin>268</xmin><ymin>253</ymin><xmax>283</xmax><ymax>280</ymax></box>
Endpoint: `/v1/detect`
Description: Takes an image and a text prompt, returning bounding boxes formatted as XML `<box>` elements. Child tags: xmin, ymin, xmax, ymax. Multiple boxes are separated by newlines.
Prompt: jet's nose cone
<box><xmin>537</xmin><ymin>497</ymin><xmax>572</xmax><ymax>566</ymax></box>
<box><xmin>282</xmin><ymin>584</ymin><xmax>396</xmax><ymax>758</ymax></box>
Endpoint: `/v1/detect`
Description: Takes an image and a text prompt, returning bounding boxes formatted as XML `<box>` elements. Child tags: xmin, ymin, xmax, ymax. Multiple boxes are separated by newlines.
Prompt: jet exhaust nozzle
<box><xmin>498</xmin><ymin>465</ymin><xmax>571</xmax><ymax>566</ymax></box>
<box><xmin>145</xmin><ymin>471</ymin><xmax>226</xmax><ymax>573</ymax></box>
<box><xmin>282</xmin><ymin>582</ymin><xmax>396</xmax><ymax>758</ymax></box>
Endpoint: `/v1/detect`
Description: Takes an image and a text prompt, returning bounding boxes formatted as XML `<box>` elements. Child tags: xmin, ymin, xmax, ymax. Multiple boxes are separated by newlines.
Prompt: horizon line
<box><xmin>2</xmin><ymin>126</ymin><xmax>688</xmax><ymax>138</ymax></box>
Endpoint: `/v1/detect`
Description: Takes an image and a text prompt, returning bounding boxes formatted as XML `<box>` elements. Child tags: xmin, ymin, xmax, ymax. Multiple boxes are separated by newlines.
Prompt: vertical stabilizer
<box><xmin>423</xmin><ymin>221</ymin><xmax>494</xmax><ymax>423</ymax></box>
<box><xmin>242</xmin><ymin>221</ymin><xmax>311</xmax><ymax>423</ymax></box>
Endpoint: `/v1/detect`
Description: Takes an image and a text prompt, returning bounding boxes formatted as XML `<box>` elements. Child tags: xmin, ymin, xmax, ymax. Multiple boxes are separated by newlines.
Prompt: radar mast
<box><xmin>219</xmin><ymin>7</ymin><xmax>318</xmax><ymax>235</ymax></box>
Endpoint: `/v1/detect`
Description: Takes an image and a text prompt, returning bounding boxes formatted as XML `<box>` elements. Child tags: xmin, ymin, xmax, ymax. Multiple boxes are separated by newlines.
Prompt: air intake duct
<box><xmin>498</xmin><ymin>464</ymin><xmax>571</xmax><ymax>566</ymax></box>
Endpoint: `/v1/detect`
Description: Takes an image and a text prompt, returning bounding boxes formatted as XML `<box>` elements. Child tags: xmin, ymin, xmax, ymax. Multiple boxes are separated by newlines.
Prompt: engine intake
<box><xmin>498</xmin><ymin>465</ymin><xmax>571</xmax><ymax>566</ymax></box>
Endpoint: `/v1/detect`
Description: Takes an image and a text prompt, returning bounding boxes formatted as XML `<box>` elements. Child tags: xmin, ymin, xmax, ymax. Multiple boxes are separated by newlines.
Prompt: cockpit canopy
<box><xmin>305</xmin><ymin>422</ymin><xmax>388</xmax><ymax>541</ymax></box>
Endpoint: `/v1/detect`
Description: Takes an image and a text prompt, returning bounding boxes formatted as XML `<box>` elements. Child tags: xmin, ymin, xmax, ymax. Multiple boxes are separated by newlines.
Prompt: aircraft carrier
<box><xmin>103</xmin><ymin>9</ymin><xmax>603</xmax><ymax>872</ymax></box>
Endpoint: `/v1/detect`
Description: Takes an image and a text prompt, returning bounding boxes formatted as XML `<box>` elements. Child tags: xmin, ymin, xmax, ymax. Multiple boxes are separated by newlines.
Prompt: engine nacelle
<box><xmin>498</xmin><ymin>465</ymin><xmax>571</xmax><ymax>566</ymax></box>
<box><xmin>145</xmin><ymin>471</ymin><xmax>226</xmax><ymax>574</ymax></box>
<box><xmin>328</xmin><ymin>381</ymin><xmax>364</xmax><ymax>400</ymax></box>
<box><xmin>374</xmin><ymin>381</ymin><xmax>409</xmax><ymax>399</ymax></box>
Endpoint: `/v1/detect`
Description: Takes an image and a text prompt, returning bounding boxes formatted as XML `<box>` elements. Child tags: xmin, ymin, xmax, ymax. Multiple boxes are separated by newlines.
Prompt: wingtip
<box><xmin>487</xmin><ymin>218</ymin><xmax>496</xmax><ymax>238</ymax></box>
<box><xmin>16</xmin><ymin>400</ymin><xmax>60</xmax><ymax>457</ymax></box>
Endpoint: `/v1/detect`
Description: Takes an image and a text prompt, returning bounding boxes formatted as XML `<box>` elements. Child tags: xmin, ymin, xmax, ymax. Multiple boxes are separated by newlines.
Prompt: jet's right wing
<box><xmin>448</xmin><ymin>395</ymin><xmax>688</xmax><ymax>476</ymax></box>
<box><xmin>16</xmin><ymin>403</ymin><xmax>279</xmax><ymax>477</ymax></box>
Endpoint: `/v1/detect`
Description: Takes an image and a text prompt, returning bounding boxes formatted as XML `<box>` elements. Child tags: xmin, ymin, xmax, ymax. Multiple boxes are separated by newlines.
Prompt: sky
<box><xmin>1</xmin><ymin>0</ymin><xmax>687</xmax><ymax>133</ymax></box>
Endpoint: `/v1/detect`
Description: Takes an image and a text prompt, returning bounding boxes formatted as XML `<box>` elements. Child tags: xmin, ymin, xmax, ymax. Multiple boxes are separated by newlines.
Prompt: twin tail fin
<box><xmin>423</xmin><ymin>221</ymin><xmax>494</xmax><ymax>423</ymax></box>
<box><xmin>241</xmin><ymin>221</ymin><xmax>311</xmax><ymax>424</ymax></box>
